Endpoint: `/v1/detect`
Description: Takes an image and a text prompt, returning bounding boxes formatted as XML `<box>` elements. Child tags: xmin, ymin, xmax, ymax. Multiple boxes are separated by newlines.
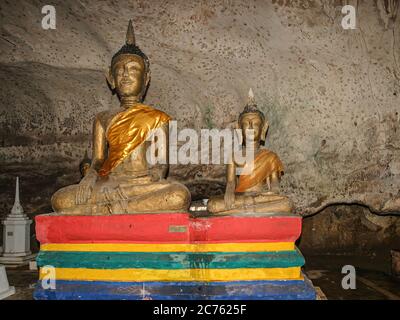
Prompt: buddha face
<box><xmin>239</xmin><ymin>113</ymin><xmax>264</xmax><ymax>145</ymax></box>
<box><xmin>110</xmin><ymin>55</ymin><xmax>147</xmax><ymax>98</ymax></box>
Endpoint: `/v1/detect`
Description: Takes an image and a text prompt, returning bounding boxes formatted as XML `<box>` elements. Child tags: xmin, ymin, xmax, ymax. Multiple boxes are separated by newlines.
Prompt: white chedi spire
<box><xmin>10</xmin><ymin>177</ymin><xmax>24</xmax><ymax>216</ymax></box>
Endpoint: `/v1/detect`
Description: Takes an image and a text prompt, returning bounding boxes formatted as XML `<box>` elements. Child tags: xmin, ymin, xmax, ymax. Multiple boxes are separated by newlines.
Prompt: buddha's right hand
<box><xmin>224</xmin><ymin>183</ymin><xmax>235</xmax><ymax>209</ymax></box>
<box><xmin>77</xmin><ymin>174</ymin><xmax>97</xmax><ymax>205</ymax></box>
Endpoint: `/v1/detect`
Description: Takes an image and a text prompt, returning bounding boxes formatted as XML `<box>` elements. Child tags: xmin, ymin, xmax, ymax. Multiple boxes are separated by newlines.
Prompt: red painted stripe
<box><xmin>189</xmin><ymin>216</ymin><xmax>302</xmax><ymax>243</ymax></box>
<box><xmin>36</xmin><ymin>213</ymin><xmax>189</xmax><ymax>244</ymax></box>
<box><xmin>35</xmin><ymin>213</ymin><xmax>302</xmax><ymax>244</ymax></box>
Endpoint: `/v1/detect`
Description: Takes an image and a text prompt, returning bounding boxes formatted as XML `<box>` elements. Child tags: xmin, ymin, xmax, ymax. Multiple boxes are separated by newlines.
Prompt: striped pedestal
<box><xmin>33</xmin><ymin>212</ymin><xmax>316</xmax><ymax>300</ymax></box>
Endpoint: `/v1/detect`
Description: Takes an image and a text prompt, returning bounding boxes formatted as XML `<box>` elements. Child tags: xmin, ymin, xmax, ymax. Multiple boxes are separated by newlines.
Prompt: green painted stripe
<box><xmin>37</xmin><ymin>250</ymin><xmax>305</xmax><ymax>270</ymax></box>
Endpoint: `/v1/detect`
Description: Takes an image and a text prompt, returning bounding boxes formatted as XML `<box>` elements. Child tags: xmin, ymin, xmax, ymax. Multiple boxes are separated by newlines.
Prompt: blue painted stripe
<box><xmin>33</xmin><ymin>277</ymin><xmax>316</xmax><ymax>300</ymax></box>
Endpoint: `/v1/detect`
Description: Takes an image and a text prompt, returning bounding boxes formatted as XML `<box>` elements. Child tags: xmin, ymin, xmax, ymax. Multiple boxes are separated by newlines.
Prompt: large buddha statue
<box><xmin>51</xmin><ymin>20</ymin><xmax>191</xmax><ymax>215</ymax></box>
<box><xmin>207</xmin><ymin>89</ymin><xmax>293</xmax><ymax>215</ymax></box>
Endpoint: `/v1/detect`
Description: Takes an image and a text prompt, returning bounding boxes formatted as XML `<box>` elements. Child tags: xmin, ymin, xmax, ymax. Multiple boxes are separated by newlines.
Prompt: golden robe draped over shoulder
<box><xmin>98</xmin><ymin>104</ymin><xmax>171</xmax><ymax>177</ymax></box>
<box><xmin>235</xmin><ymin>148</ymin><xmax>284</xmax><ymax>193</ymax></box>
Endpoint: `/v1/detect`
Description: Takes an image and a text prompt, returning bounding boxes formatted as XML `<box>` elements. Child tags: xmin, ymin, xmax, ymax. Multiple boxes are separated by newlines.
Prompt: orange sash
<box><xmin>235</xmin><ymin>148</ymin><xmax>284</xmax><ymax>193</ymax></box>
<box><xmin>98</xmin><ymin>104</ymin><xmax>171</xmax><ymax>177</ymax></box>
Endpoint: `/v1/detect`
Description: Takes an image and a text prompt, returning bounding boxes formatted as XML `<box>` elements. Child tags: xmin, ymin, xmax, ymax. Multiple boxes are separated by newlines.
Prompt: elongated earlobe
<box><xmin>105</xmin><ymin>67</ymin><xmax>115</xmax><ymax>90</ymax></box>
<box><xmin>145</xmin><ymin>70</ymin><xmax>151</xmax><ymax>88</ymax></box>
<box><xmin>261</xmin><ymin>120</ymin><xmax>269</xmax><ymax>141</ymax></box>
<box><xmin>138</xmin><ymin>71</ymin><xmax>151</xmax><ymax>101</ymax></box>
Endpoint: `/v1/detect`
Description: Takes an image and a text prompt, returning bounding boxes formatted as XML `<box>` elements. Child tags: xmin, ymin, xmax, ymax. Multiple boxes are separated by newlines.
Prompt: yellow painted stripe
<box><xmin>39</xmin><ymin>267</ymin><xmax>302</xmax><ymax>282</ymax></box>
<box><xmin>40</xmin><ymin>242</ymin><xmax>294</xmax><ymax>253</ymax></box>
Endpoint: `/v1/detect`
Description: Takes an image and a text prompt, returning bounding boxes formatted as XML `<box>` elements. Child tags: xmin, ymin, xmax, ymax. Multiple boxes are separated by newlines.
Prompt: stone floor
<box><xmin>3</xmin><ymin>255</ymin><xmax>400</xmax><ymax>300</ymax></box>
<box><xmin>303</xmin><ymin>255</ymin><xmax>400</xmax><ymax>300</ymax></box>
<box><xmin>3</xmin><ymin>266</ymin><xmax>38</xmax><ymax>300</ymax></box>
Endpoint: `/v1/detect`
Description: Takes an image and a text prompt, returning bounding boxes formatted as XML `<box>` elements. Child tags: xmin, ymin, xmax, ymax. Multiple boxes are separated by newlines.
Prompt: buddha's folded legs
<box><xmin>123</xmin><ymin>182</ymin><xmax>191</xmax><ymax>213</ymax></box>
<box><xmin>51</xmin><ymin>184</ymin><xmax>81</xmax><ymax>213</ymax></box>
<box><xmin>51</xmin><ymin>180</ymin><xmax>191</xmax><ymax>214</ymax></box>
<box><xmin>207</xmin><ymin>193</ymin><xmax>293</xmax><ymax>215</ymax></box>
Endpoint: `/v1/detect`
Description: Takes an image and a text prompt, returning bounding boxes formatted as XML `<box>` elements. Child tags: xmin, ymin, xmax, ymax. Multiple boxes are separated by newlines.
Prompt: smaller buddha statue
<box><xmin>79</xmin><ymin>150</ymin><xmax>91</xmax><ymax>178</ymax></box>
<box><xmin>207</xmin><ymin>89</ymin><xmax>293</xmax><ymax>215</ymax></box>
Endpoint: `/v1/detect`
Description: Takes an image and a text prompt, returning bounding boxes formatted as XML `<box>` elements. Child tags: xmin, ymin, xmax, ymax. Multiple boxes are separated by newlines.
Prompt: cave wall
<box><xmin>0</xmin><ymin>1</ymin><xmax>399</xmax><ymax>249</ymax></box>
<box><xmin>299</xmin><ymin>205</ymin><xmax>400</xmax><ymax>254</ymax></box>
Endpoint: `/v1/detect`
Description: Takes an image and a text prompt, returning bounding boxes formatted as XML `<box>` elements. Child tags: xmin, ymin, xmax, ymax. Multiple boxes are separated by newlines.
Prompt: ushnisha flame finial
<box><xmin>239</xmin><ymin>88</ymin><xmax>265</xmax><ymax>122</ymax></box>
<box><xmin>248</xmin><ymin>88</ymin><xmax>255</xmax><ymax>103</ymax></box>
<box><xmin>126</xmin><ymin>19</ymin><xmax>135</xmax><ymax>45</ymax></box>
<box><xmin>111</xmin><ymin>20</ymin><xmax>149</xmax><ymax>69</ymax></box>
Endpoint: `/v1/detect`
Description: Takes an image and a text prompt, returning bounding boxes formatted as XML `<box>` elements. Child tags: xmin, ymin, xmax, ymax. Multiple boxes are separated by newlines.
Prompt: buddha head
<box><xmin>106</xmin><ymin>20</ymin><xmax>150</xmax><ymax>101</ymax></box>
<box><xmin>238</xmin><ymin>89</ymin><xmax>269</xmax><ymax>145</ymax></box>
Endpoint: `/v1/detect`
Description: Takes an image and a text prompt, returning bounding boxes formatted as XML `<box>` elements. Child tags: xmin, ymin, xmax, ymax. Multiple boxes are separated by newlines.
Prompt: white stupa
<box><xmin>0</xmin><ymin>177</ymin><xmax>36</xmax><ymax>265</ymax></box>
